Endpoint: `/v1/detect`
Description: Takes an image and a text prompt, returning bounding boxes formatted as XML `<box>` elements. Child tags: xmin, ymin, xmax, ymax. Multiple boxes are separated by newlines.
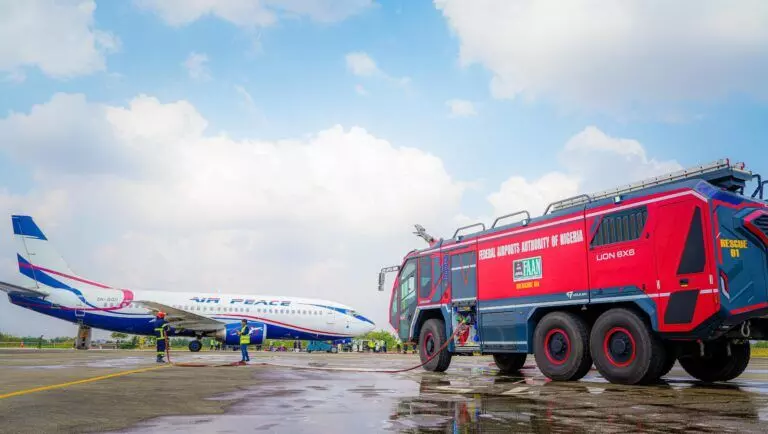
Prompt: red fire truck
<box><xmin>378</xmin><ymin>159</ymin><xmax>768</xmax><ymax>385</ymax></box>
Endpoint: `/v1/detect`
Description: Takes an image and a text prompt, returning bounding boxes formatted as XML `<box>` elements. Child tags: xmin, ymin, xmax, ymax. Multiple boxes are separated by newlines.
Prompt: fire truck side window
<box><xmin>592</xmin><ymin>206</ymin><xmax>648</xmax><ymax>247</ymax></box>
<box><xmin>419</xmin><ymin>256</ymin><xmax>432</xmax><ymax>298</ymax></box>
<box><xmin>390</xmin><ymin>290</ymin><xmax>397</xmax><ymax>316</ymax></box>
<box><xmin>399</xmin><ymin>259</ymin><xmax>417</xmax><ymax>309</ymax></box>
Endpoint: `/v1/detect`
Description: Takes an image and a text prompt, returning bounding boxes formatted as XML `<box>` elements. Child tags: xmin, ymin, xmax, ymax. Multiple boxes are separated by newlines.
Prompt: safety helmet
<box><xmin>156</xmin><ymin>311</ymin><xmax>166</xmax><ymax>319</ymax></box>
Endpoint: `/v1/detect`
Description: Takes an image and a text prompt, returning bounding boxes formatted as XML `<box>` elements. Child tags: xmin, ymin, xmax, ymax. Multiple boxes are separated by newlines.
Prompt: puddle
<box><xmin>15</xmin><ymin>364</ymin><xmax>71</xmax><ymax>370</ymax></box>
<box><xmin>110</xmin><ymin>362</ymin><xmax>768</xmax><ymax>434</ymax></box>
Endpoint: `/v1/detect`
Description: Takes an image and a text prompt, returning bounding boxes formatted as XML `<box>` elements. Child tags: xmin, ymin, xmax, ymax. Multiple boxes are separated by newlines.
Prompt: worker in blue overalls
<box><xmin>237</xmin><ymin>319</ymin><xmax>251</xmax><ymax>363</ymax></box>
<box><xmin>153</xmin><ymin>311</ymin><xmax>170</xmax><ymax>363</ymax></box>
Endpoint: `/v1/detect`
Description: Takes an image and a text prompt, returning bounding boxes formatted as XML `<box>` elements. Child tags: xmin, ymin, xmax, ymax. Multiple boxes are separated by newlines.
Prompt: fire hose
<box><xmin>163</xmin><ymin>322</ymin><xmax>471</xmax><ymax>371</ymax></box>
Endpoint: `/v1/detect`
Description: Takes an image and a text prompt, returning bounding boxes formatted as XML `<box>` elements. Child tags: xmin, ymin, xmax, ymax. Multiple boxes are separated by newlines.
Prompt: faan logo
<box><xmin>595</xmin><ymin>248</ymin><xmax>635</xmax><ymax>262</ymax></box>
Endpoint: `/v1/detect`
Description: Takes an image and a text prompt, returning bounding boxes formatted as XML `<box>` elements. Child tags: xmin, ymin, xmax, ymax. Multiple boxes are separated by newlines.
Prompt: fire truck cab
<box><xmin>379</xmin><ymin>159</ymin><xmax>768</xmax><ymax>385</ymax></box>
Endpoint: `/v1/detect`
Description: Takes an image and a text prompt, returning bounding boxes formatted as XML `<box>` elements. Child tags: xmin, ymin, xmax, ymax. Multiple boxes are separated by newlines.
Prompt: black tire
<box><xmin>188</xmin><ymin>340</ymin><xmax>202</xmax><ymax>352</ymax></box>
<box><xmin>533</xmin><ymin>311</ymin><xmax>592</xmax><ymax>381</ymax></box>
<box><xmin>419</xmin><ymin>319</ymin><xmax>452</xmax><ymax>372</ymax></box>
<box><xmin>590</xmin><ymin>308</ymin><xmax>666</xmax><ymax>385</ymax></box>
<box><xmin>658</xmin><ymin>342</ymin><xmax>680</xmax><ymax>378</ymax></box>
<box><xmin>493</xmin><ymin>353</ymin><xmax>527</xmax><ymax>375</ymax></box>
<box><xmin>678</xmin><ymin>340</ymin><xmax>750</xmax><ymax>383</ymax></box>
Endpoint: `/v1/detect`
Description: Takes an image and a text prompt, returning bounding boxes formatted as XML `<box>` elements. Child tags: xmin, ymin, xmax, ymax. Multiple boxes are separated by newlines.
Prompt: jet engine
<box><xmin>216</xmin><ymin>321</ymin><xmax>266</xmax><ymax>346</ymax></box>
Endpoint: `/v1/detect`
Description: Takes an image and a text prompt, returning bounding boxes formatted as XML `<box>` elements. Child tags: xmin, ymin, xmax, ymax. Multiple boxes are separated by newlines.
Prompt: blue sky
<box><xmin>2</xmin><ymin>1</ymin><xmax>766</xmax><ymax>197</ymax></box>
<box><xmin>0</xmin><ymin>0</ymin><xmax>767</xmax><ymax>337</ymax></box>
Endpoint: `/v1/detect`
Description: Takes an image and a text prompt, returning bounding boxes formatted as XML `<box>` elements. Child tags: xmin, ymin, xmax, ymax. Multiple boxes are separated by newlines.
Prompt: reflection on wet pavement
<box><xmin>115</xmin><ymin>360</ymin><xmax>768</xmax><ymax>434</ymax></box>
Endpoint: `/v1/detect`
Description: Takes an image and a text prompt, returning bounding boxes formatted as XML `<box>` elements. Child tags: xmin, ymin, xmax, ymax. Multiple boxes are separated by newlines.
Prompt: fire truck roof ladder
<box><xmin>544</xmin><ymin>158</ymin><xmax>754</xmax><ymax>215</ymax></box>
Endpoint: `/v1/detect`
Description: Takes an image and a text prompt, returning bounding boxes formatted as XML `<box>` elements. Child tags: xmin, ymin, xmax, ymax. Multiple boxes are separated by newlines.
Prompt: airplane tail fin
<box><xmin>12</xmin><ymin>215</ymin><xmax>106</xmax><ymax>290</ymax></box>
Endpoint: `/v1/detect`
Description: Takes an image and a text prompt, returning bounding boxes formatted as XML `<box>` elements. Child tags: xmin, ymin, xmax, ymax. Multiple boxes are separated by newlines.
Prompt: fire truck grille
<box><xmin>754</xmin><ymin>215</ymin><xmax>768</xmax><ymax>239</ymax></box>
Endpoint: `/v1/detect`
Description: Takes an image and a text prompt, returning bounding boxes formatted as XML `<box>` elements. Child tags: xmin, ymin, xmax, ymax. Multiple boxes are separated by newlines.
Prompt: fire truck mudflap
<box><xmin>379</xmin><ymin>159</ymin><xmax>768</xmax><ymax>386</ymax></box>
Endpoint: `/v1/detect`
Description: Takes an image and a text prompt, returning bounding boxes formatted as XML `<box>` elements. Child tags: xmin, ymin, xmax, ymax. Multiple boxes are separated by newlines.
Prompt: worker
<box><xmin>236</xmin><ymin>319</ymin><xmax>251</xmax><ymax>362</ymax></box>
<box><xmin>153</xmin><ymin>312</ymin><xmax>170</xmax><ymax>363</ymax></box>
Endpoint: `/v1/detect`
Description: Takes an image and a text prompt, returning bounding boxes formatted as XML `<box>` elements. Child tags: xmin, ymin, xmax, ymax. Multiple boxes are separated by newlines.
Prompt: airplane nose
<box><xmin>355</xmin><ymin>314</ymin><xmax>376</xmax><ymax>334</ymax></box>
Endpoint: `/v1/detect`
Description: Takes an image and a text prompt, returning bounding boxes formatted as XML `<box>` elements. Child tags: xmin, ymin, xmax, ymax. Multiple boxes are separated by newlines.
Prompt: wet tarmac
<box><xmin>1</xmin><ymin>349</ymin><xmax>767</xmax><ymax>433</ymax></box>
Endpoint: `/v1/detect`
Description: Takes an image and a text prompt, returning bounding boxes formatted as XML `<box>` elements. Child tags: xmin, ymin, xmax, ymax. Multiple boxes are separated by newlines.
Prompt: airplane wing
<box><xmin>134</xmin><ymin>300</ymin><xmax>226</xmax><ymax>332</ymax></box>
<box><xmin>0</xmin><ymin>280</ymin><xmax>50</xmax><ymax>298</ymax></box>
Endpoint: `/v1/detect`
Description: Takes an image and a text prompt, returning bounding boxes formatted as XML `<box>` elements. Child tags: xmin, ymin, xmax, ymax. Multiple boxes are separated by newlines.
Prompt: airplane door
<box><xmin>326</xmin><ymin>309</ymin><xmax>336</xmax><ymax>325</ymax></box>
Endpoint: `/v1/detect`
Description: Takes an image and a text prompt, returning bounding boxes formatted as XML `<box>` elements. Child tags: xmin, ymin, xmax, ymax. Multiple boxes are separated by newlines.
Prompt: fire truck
<box><xmin>378</xmin><ymin>159</ymin><xmax>768</xmax><ymax>385</ymax></box>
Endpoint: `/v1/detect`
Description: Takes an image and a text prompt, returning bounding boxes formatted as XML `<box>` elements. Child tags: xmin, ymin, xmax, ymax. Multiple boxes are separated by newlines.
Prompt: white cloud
<box><xmin>435</xmin><ymin>0</ymin><xmax>768</xmax><ymax>114</ymax></box>
<box><xmin>346</xmin><ymin>52</ymin><xmax>381</xmax><ymax>77</ymax></box>
<box><xmin>183</xmin><ymin>52</ymin><xmax>211</xmax><ymax>81</ymax></box>
<box><xmin>0</xmin><ymin>0</ymin><xmax>119</xmax><ymax>79</ymax></box>
<box><xmin>0</xmin><ymin>93</ymin><xmax>465</xmax><ymax>334</ymax></box>
<box><xmin>486</xmin><ymin>126</ymin><xmax>682</xmax><ymax>218</ymax></box>
<box><xmin>235</xmin><ymin>85</ymin><xmax>255</xmax><ymax>108</ymax></box>
<box><xmin>446</xmin><ymin>99</ymin><xmax>477</xmax><ymax>118</ymax></box>
<box><xmin>345</xmin><ymin>51</ymin><xmax>411</xmax><ymax>88</ymax></box>
<box><xmin>135</xmin><ymin>0</ymin><xmax>373</xmax><ymax>27</ymax></box>
<box><xmin>3</xmin><ymin>69</ymin><xmax>26</xmax><ymax>84</ymax></box>
<box><xmin>354</xmin><ymin>84</ymin><xmax>368</xmax><ymax>96</ymax></box>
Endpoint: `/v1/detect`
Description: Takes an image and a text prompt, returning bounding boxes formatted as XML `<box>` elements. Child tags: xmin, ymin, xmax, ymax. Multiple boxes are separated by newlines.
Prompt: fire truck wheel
<box><xmin>533</xmin><ymin>311</ymin><xmax>592</xmax><ymax>381</ymax></box>
<box><xmin>493</xmin><ymin>353</ymin><xmax>527</xmax><ymax>375</ymax></box>
<box><xmin>658</xmin><ymin>343</ymin><xmax>680</xmax><ymax>378</ymax></box>
<box><xmin>678</xmin><ymin>340</ymin><xmax>750</xmax><ymax>383</ymax></box>
<box><xmin>590</xmin><ymin>308</ymin><xmax>666</xmax><ymax>385</ymax></box>
<box><xmin>419</xmin><ymin>318</ymin><xmax>452</xmax><ymax>372</ymax></box>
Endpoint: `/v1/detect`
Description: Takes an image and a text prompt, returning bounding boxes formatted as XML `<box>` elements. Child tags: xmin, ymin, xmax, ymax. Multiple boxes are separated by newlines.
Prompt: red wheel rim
<box><xmin>544</xmin><ymin>328</ymin><xmax>570</xmax><ymax>365</ymax></box>
<box><xmin>603</xmin><ymin>327</ymin><xmax>636</xmax><ymax>368</ymax></box>
<box><xmin>423</xmin><ymin>332</ymin><xmax>435</xmax><ymax>356</ymax></box>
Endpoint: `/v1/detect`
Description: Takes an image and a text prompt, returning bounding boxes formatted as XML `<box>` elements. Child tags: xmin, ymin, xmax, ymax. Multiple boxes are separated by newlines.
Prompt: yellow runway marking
<box><xmin>0</xmin><ymin>364</ymin><xmax>171</xmax><ymax>400</ymax></box>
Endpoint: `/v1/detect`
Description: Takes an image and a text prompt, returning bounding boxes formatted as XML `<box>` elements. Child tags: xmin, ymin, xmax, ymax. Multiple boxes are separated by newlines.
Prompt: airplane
<box><xmin>0</xmin><ymin>215</ymin><xmax>376</xmax><ymax>352</ymax></box>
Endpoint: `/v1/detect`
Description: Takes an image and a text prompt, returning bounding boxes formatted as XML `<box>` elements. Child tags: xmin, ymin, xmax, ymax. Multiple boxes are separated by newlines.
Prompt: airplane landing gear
<box><xmin>189</xmin><ymin>339</ymin><xmax>202</xmax><ymax>352</ymax></box>
<box><xmin>75</xmin><ymin>323</ymin><xmax>92</xmax><ymax>350</ymax></box>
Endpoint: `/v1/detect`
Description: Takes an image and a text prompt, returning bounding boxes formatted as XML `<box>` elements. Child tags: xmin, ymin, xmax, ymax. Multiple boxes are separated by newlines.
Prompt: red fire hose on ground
<box><xmin>163</xmin><ymin>323</ymin><xmax>471</xmax><ymax>372</ymax></box>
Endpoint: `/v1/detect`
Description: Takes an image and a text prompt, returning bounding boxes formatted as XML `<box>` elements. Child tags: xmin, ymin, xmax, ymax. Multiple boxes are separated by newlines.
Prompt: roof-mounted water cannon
<box><xmin>378</xmin><ymin>265</ymin><xmax>400</xmax><ymax>291</ymax></box>
<box><xmin>413</xmin><ymin>224</ymin><xmax>439</xmax><ymax>246</ymax></box>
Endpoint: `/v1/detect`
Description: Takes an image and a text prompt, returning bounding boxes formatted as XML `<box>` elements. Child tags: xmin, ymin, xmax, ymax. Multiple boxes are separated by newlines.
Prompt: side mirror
<box><xmin>377</xmin><ymin>272</ymin><xmax>386</xmax><ymax>291</ymax></box>
<box><xmin>377</xmin><ymin>265</ymin><xmax>400</xmax><ymax>291</ymax></box>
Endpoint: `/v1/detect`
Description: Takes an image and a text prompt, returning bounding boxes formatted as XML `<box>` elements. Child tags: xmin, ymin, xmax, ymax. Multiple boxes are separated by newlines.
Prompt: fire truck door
<box><xmin>450</xmin><ymin>251</ymin><xmax>477</xmax><ymax>301</ymax></box>
<box><xmin>653</xmin><ymin>201</ymin><xmax>715</xmax><ymax>328</ymax></box>
<box><xmin>397</xmin><ymin>258</ymin><xmax>418</xmax><ymax>341</ymax></box>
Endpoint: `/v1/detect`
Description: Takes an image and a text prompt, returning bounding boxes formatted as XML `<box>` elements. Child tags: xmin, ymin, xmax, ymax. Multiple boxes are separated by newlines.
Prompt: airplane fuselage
<box><xmin>8</xmin><ymin>288</ymin><xmax>374</xmax><ymax>341</ymax></box>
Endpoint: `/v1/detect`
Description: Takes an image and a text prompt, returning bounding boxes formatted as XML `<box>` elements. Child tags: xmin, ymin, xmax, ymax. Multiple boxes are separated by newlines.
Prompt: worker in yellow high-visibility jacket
<box><xmin>153</xmin><ymin>312</ymin><xmax>170</xmax><ymax>363</ymax></box>
<box><xmin>236</xmin><ymin>319</ymin><xmax>251</xmax><ymax>362</ymax></box>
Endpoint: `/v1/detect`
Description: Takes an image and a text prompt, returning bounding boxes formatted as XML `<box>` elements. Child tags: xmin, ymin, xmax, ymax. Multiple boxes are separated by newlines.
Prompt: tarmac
<box><xmin>0</xmin><ymin>349</ymin><xmax>767</xmax><ymax>433</ymax></box>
